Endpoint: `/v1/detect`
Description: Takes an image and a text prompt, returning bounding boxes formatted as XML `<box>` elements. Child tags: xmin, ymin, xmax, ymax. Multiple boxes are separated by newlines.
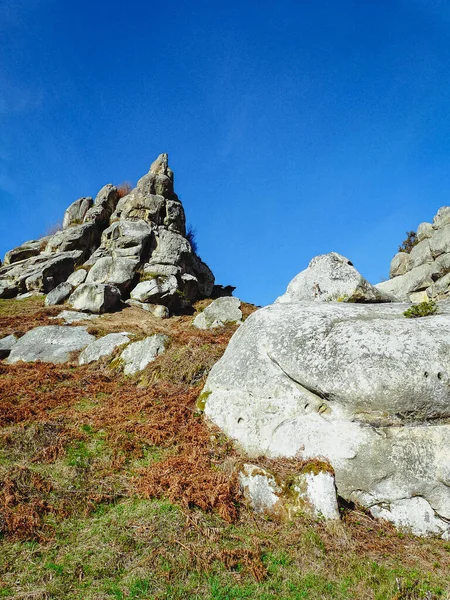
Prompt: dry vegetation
<box><xmin>0</xmin><ymin>297</ymin><xmax>449</xmax><ymax>599</ymax></box>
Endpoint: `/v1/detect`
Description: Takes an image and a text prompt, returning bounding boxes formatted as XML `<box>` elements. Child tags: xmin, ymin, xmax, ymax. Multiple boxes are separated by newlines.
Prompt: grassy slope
<box><xmin>0</xmin><ymin>297</ymin><xmax>449</xmax><ymax>600</ymax></box>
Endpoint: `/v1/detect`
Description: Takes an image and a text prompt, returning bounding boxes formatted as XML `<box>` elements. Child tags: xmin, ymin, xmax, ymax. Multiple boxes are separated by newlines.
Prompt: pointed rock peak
<box><xmin>150</xmin><ymin>153</ymin><xmax>172</xmax><ymax>179</ymax></box>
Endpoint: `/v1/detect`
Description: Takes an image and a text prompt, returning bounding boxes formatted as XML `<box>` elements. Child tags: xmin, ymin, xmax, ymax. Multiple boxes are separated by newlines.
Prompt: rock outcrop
<box><xmin>377</xmin><ymin>206</ymin><xmax>450</xmax><ymax>301</ymax></box>
<box><xmin>201</xmin><ymin>255</ymin><xmax>450</xmax><ymax>538</ymax></box>
<box><xmin>0</xmin><ymin>154</ymin><xmax>216</xmax><ymax>314</ymax></box>
<box><xmin>277</xmin><ymin>252</ymin><xmax>391</xmax><ymax>303</ymax></box>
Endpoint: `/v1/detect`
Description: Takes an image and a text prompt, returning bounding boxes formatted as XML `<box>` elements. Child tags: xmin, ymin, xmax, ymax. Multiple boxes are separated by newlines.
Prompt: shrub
<box><xmin>398</xmin><ymin>230</ymin><xmax>418</xmax><ymax>253</ymax></box>
<box><xmin>186</xmin><ymin>224</ymin><xmax>198</xmax><ymax>253</ymax></box>
<box><xmin>117</xmin><ymin>181</ymin><xmax>132</xmax><ymax>199</ymax></box>
<box><xmin>403</xmin><ymin>301</ymin><xmax>437</xmax><ymax>318</ymax></box>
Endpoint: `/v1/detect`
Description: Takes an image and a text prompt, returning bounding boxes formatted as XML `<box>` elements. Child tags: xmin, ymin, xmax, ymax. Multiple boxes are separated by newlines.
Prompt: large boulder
<box><xmin>120</xmin><ymin>334</ymin><xmax>169</xmax><ymax>375</ymax></box>
<box><xmin>3</xmin><ymin>240</ymin><xmax>44</xmax><ymax>265</ymax></box>
<box><xmin>79</xmin><ymin>332</ymin><xmax>130</xmax><ymax>365</ymax></box>
<box><xmin>83</xmin><ymin>184</ymin><xmax>119</xmax><ymax>226</ymax></box>
<box><xmin>376</xmin><ymin>263</ymin><xmax>440</xmax><ymax>301</ymax></box>
<box><xmin>96</xmin><ymin>219</ymin><xmax>154</xmax><ymax>260</ymax></box>
<box><xmin>63</xmin><ymin>197</ymin><xmax>93</xmax><ymax>229</ymax></box>
<box><xmin>69</xmin><ymin>283</ymin><xmax>121</xmax><ymax>313</ymax></box>
<box><xmin>23</xmin><ymin>254</ymin><xmax>76</xmax><ymax>293</ymax></box>
<box><xmin>201</xmin><ymin>297</ymin><xmax>450</xmax><ymax>538</ymax></box>
<box><xmin>86</xmin><ymin>256</ymin><xmax>139</xmax><ymax>294</ymax></box>
<box><xmin>45</xmin><ymin>282</ymin><xmax>74</xmax><ymax>306</ymax></box>
<box><xmin>44</xmin><ymin>222</ymin><xmax>99</xmax><ymax>259</ymax></box>
<box><xmin>6</xmin><ymin>326</ymin><xmax>95</xmax><ymax>364</ymax></box>
<box><xmin>130</xmin><ymin>275</ymin><xmax>179</xmax><ymax>306</ymax></box>
<box><xmin>276</xmin><ymin>253</ymin><xmax>390</xmax><ymax>303</ymax></box>
<box><xmin>193</xmin><ymin>297</ymin><xmax>242</xmax><ymax>329</ymax></box>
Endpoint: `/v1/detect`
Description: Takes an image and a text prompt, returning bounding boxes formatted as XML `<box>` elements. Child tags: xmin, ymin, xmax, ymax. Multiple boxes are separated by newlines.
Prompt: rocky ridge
<box><xmin>377</xmin><ymin>206</ymin><xmax>450</xmax><ymax>301</ymax></box>
<box><xmin>0</xmin><ymin>154</ymin><xmax>216</xmax><ymax>314</ymax></box>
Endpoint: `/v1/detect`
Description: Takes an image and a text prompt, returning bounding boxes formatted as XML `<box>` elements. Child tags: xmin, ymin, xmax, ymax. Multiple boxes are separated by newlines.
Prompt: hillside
<box><xmin>0</xmin><ymin>296</ymin><xmax>450</xmax><ymax>600</ymax></box>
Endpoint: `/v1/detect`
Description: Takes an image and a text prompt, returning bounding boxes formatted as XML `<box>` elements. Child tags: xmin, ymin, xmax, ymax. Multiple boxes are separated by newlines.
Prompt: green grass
<box><xmin>1</xmin><ymin>497</ymin><xmax>449</xmax><ymax>599</ymax></box>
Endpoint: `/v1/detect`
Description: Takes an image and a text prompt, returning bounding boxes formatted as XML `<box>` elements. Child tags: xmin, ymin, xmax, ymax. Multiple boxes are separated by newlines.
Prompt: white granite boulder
<box><xmin>202</xmin><ymin>294</ymin><xmax>450</xmax><ymax>538</ymax></box>
<box><xmin>276</xmin><ymin>253</ymin><xmax>390</xmax><ymax>304</ymax></box>
<box><xmin>69</xmin><ymin>283</ymin><xmax>121</xmax><ymax>314</ymax></box>
<box><xmin>6</xmin><ymin>326</ymin><xmax>94</xmax><ymax>364</ymax></box>
<box><xmin>79</xmin><ymin>332</ymin><xmax>130</xmax><ymax>365</ymax></box>
<box><xmin>193</xmin><ymin>297</ymin><xmax>242</xmax><ymax>329</ymax></box>
<box><xmin>120</xmin><ymin>334</ymin><xmax>169</xmax><ymax>375</ymax></box>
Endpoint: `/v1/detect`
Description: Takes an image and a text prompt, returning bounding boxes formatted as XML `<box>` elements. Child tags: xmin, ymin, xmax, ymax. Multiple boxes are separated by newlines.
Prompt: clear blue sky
<box><xmin>0</xmin><ymin>0</ymin><xmax>449</xmax><ymax>306</ymax></box>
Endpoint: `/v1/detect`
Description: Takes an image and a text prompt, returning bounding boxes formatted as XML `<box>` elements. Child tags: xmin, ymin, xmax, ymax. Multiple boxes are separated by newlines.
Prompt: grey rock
<box><xmin>433</xmin><ymin>206</ymin><xmax>450</xmax><ymax>229</ymax></box>
<box><xmin>389</xmin><ymin>252</ymin><xmax>410</xmax><ymax>278</ymax></box>
<box><xmin>51</xmin><ymin>310</ymin><xmax>99</xmax><ymax>324</ymax></box>
<box><xmin>24</xmin><ymin>254</ymin><xmax>76</xmax><ymax>293</ymax></box>
<box><xmin>4</xmin><ymin>240</ymin><xmax>43</xmax><ymax>265</ymax></box>
<box><xmin>239</xmin><ymin>463</ymin><xmax>339</xmax><ymax>521</ymax></box>
<box><xmin>45</xmin><ymin>222</ymin><xmax>99</xmax><ymax>259</ymax></box>
<box><xmin>377</xmin><ymin>263</ymin><xmax>441</xmax><ymax>300</ymax></box>
<box><xmin>430</xmin><ymin>224</ymin><xmax>450</xmax><ymax>258</ymax></box>
<box><xmin>83</xmin><ymin>184</ymin><xmax>119</xmax><ymax>226</ymax></box>
<box><xmin>277</xmin><ymin>253</ymin><xmax>390</xmax><ymax>304</ymax></box>
<box><xmin>148</xmin><ymin>228</ymin><xmax>191</xmax><ymax>267</ymax></box>
<box><xmin>429</xmin><ymin>273</ymin><xmax>450</xmax><ymax>299</ymax></box>
<box><xmin>63</xmin><ymin>197</ymin><xmax>93</xmax><ymax>229</ymax></box>
<box><xmin>141</xmin><ymin>263</ymin><xmax>180</xmax><ymax>278</ymax></box>
<box><xmin>86</xmin><ymin>256</ymin><xmax>139</xmax><ymax>294</ymax></box>
<box><xmin>79</xmin><ymin>332</ymin><xmax>130</xmax><ymax>365</ymax></box>
<box><xmin>67</xmin><ymin>269</ymin><xmax>88</xmax><ymax>287</ymax></box>
<box><xmin>113</xmin><ymin>190</ymin><xmax>165</xmax><ymax>223</ymax></box>
<box><xmin>100</xmin><ymin>219</ymin><xmax>154</xmax><ymax>259</ymax></box>
<box><xmin>202</xmin><ymin>299</ymin><xmax>450</xmax><ymax>538</ymax></box>
<box><xmin>0</xmin><ymin>334</ymin><xmax>18</xmax><ymax>359</ymax></box>
<box><xmin>6</xmin><ymin>326</ymin><xmax>94</xmax><ymax>364</ymax></box>
<box><xmin>130</xmin><ymin>275</ymin><xmax>178</xmax><ymax>306</ymax></box>
<box><xmin>435</xmin><ymin>253</ymin><xmax>450</xmax><ymax>278</ymax></box>
<box><xmin>193</xmin><ymin>297</ymin><xmax>242</xmax><ymax>329</ymax></box>
<box><xmin>417</xmin><ymin>222</ymin><xmax>434</xmax><ymax>242</ymax></box>
<box><xmin>120</xmin><ymin>334</ymin><xmax>169</xmax><ymax>375</ymax></box>
<box><xmin>45</xmin><ymin>282</ymin><xmax>74</xmax><ymax>306</ymax></box>
<box><xmin>69</xmin><ymin>283</ymin><xmax>121</xmax><ymax>313</ymax></box>
<box><xmin>0</xmin><ymin>280</ymin><xmax>18</xmax><ymax>299</ymax></box>
<box><xmin>408</xmin><ymin>239</ymin><xmax>434</xmax><ymax>269</ymax></box>
<box><xmin>126</xmin><ymin>299</ymin><xmax>170</xmax><ymax>318</ymax></box>
<box><xmin>164</xmin><ymin>200</ymin><xmax>186</xmax><ymax>235</ymax></box>
<box><xmin>137</xmin><ymin>154</ymin><xmax>175</xmax><ymax>199</ymax></box>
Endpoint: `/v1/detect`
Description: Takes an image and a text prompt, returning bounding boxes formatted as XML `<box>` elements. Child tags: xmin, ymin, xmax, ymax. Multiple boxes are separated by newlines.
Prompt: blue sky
<box><xmin>1</xmin><ymin>0</ymin><xmax>449</xmax><ymax>306</ymax></box>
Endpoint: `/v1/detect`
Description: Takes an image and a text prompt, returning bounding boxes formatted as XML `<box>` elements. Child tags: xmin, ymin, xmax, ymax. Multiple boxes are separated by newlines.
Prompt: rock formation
<box><xmin>201</xmin><ymin>253</ymin><xmax>450</xmax><ymax>538</ymax></box>
<box><xmin>0</xmin><ymin>154</ymin><xmax>215</xmax><ymax>313</ymax></box>
<box><xmin>377</xmin><ymin>206</ymin><xmax>450</xmax><ymax>301</ymax></box>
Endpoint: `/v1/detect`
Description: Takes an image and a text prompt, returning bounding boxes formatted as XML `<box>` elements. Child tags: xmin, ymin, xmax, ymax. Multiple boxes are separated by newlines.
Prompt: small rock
<box><xmin>239</xmin><ymin>463</ymin><xmax>340</xmax><ymax>521</ymax></box>
<box><xmin>45</xmin><ymin>282</ymin><xmax>74</xmax><ymax>306</ymax></box>
<box><xmin>79</xmin><ymin>332</ymin><xmax>130</xmax><ymax>365</ymax></box>
<box><xmin>193</xmin><ymin>297</ymin><xmax>242</xmax><ymax>329</ymax></box>
<box><xmin>120</xmin><ymin>334</ymin><xmax>169</xmax><ymax>375</ymax></box>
